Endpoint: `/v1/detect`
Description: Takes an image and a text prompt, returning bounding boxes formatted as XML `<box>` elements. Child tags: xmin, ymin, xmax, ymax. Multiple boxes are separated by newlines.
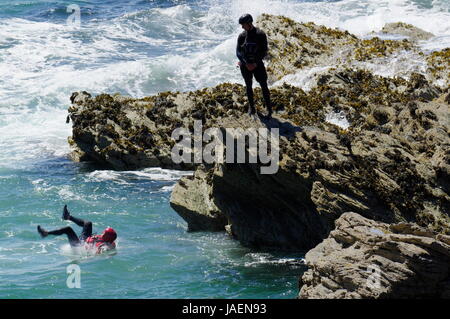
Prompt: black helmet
<box><xmin>239</xmin><ymin>14</ymin><xmax>253</xmax><ymax>25</ymax></box>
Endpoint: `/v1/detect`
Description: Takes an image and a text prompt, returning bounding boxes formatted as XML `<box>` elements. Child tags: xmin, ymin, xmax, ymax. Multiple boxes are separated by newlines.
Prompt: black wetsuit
<box><xmin>47</xmin><ymin>215</ymin><xmax>92</xmax><ymax>247</ymax></box>
<box><xmin>236</xmin><ymin>26</ymin><xmax>272</xmax><ymax>114</ymax></box>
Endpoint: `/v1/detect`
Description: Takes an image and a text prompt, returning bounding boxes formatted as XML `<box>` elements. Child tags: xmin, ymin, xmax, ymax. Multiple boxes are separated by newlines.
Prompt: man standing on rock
<box><xmin>236</xmin><ymin>14</ymin><xmax>273</xmax><ymax>118</ymax></box>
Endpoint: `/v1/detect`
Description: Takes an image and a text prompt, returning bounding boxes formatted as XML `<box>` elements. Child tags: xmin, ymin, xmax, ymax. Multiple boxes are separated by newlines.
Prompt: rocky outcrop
<box><xmin>68</xmin><ymin>91</ymin><xmax>179</xmax><ymax>170</ymax></box>
<box><xmin>66</xmin><ymin>13</ymin><xmax>450</xmax><ymax>297</ymax></box>
<box><xmin>257</xmin><ymin>15</ymin><xmax>446</xmax><ymax>87</ymax></box>
<box><xmin>68</xmin><ymin>13</ymin><xmax>449</xmax><ymax>171</ymax></box>
<box><xmin>299</xmin><ymin>212</ymin><xmax>450</xmax><ymax>299</ymax></box>
<box><xmin>67</xmin><ymin>84</ymin><xmax>252</xmax><ymax>170</ymax></box>
<box><xmin>170</xmin><ymin>70</ymin><xmax>449</xmax><ymax>250</ymax></box>
<box><xmin>379</xmin><ymin>22</ymin><xmax>434</xmax><ymax>41</ymax></box>
<box><xmin>68</xmin><ymin>67</ymin><xmax>450</xmax><ymax>250</ymax></box>
<box><xmin>170</xmin><ymin>167</ymin><xmax>227</xmax><ymax>232</ymax></box>
<box><xmin>426</xmin><ymin>48</ymin><xmax>450</xmax><ymax>86</ymax></box>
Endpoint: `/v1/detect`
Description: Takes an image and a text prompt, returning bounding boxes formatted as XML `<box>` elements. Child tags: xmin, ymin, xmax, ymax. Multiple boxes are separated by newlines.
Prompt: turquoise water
<box><xmin>0</xmin><ymin>158</ymin><xmax>305</xmax><ymax>298</ymax></box>
<box><xmin>0</xmin><ymin>0</ymin><xmax>449</xmax><ymax>299</ymax></box>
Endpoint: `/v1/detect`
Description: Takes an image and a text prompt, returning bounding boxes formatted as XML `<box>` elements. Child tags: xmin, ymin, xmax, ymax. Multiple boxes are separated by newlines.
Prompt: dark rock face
<box><xmin>169</xmin><ymin>168</ymin><xmax>227</xmax><ymax>232</ymax></box>
<box><xmin>445</xmin><ymin>93</ymin><xmax>450</xmax><ymax>105</ymax></box>
<box><xmin>203</xmin><ymin>159</ymin><xmax>329</xmax><ymax>250</ymax></box>
<box><xmin>167</xmin><ymin>70</ymin><xmax>449</xmax><ymax>251</ymax></box>
<box><xmin>299</xmin><ymin>212</ymin><xmax>450</xmax><ymax>299</ymax></box>
<box><xmin>68</xmin><ymin>92</ymin><xmax>187</xmax><ymax>170</ymax></box>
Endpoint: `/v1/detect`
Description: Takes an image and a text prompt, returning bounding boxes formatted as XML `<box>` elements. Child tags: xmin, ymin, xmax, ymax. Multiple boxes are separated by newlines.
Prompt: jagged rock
<box><xmin>167</xmin><ymin>70</ymin><xmax>449</xmax><ymax>248</ymax></box>
<box><xmin>407</xmin><ymin>73</ymin><xmax>442</xmax><ymax>101</ymax></box>
<box><xmin>67</xmin><ymin>91</ymin><xmax>196</xmax><ymax>170</ymax></box>
<box><xmin>67</xmin><ymin>15</ymin><xmax>449</xmax><ymax>248</ymax></box>
<box><xmin>170</xmin><ymin>167</ymin><xmax>227</xmax><ymax>232</ymax></box>
<box><xmin>299</xmin><ymin>212</ymin><xmax>450</xmax><ymax>299</ymax></box>
<box><xmin>67</xmin><ymin>67</ymin><xmax>449</xmax><ymax>246</ymax></box>
<box><xmin>255</xmin><ymin>14</ymin><xmax>448</xmax><ymax>87</ymax></box>
<box><xmin>257</xmin><ymin>14</ymin><xmax>359</xmax><ymax>83</ymax></box>
<box><xmin>426</xmin><ymin>48</ymin><xmax>450</xmax><ymax>86</ymax></box>
<box><xmin>380</xmin><ymin>22</ymin><xmax>434</xmax><ymax>41</ymax></box>
<box><xmin>70</xmin><ymin>91</ymin><xmax>91</xmax><ymax>104</ymax></box>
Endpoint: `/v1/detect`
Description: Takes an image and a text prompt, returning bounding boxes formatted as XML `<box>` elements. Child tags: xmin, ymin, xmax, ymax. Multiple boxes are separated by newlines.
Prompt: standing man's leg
<box><xmin>240</xmin><ymin>65</ymin><xmax>256</xmax><ymax>114</ymax></box>
<box><xmin>254</xmin><ymin>62</ymin><xmax>272</xmax><ymax>117</ymax></box>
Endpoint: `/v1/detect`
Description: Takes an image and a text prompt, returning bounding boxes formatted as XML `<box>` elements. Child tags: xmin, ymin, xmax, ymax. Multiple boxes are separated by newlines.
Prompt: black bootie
<box><xmin>37</xmin><ymin>225</ymin><xmax>48</xmax><ymax>238</ymax></box>
<box><xmin>62</xmin><ymin>205</ymin><xmax>70</xmax><ymax>220</ymax></box>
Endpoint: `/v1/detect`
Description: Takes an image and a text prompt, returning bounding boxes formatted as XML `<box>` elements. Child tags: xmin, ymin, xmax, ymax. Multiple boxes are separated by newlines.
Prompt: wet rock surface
<box><xmin>68</xmin><ymin>68</ymin><xmax>450</xmax><ymax>250</ymax></box>
<box><xmin>299</xmin><ymin>212</ymin><xmax>450</xmax><ymax>299</ymax></box>
<box><xmin>257</xmin><ymin>14</ymin><xmax>447</xmax><ymax>87</ymax></box>
<box><xmin>379</xmin><ymin>22</ymin><xmax>435</xmax><ymax>41</ymax></box>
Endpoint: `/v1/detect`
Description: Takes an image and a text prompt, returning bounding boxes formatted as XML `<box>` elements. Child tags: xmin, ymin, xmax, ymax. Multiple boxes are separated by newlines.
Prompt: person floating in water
<box><xmin>236</xmin><ymin>13</ymin><xmax>272</xmax><ymax>118</ymax></box>
<box><xmin>37</xmin><ymin>205</ymin><xmax>117</xmax><ymax>254</ymax></box>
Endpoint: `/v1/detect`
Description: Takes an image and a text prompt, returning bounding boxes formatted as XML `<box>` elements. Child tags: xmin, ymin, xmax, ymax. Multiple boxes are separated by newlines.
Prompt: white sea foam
<box><xmin>325</xmin><ymin>111</ymin><xmax>351</xmax><ymax>130</ymax></box>
<box><xmin>57</xmin><ymin>186</ymin><xmax>84</xmax><ymax>201</ymax></box>
<box><xmin>86</xmin><ymin>168</ymin><xmax>193</xmax><ymax>183</ymax></box>
<box><xmin>4</xmin><ymin>231</ymin><xmax>15</xmax><ymax>238</ymax></box>
<box><xmin>243</xmin><ymin>252</ymin><xmax>305</xmax><ymax>268</ymax></box>
<box><xmin>273</xmin><ymin>66</ymin><xmax>333</xmax><ymax>91</ymax></box>
<box><xmin>209</xmin><ymin>0</ymin><xmax>449</xmax><ymax>39</ymax></box>
<box><xmin>352</xmin><ymin>50</ymin><xmax>430</xmax><ymax>79</ymax></box>
<box><xmin>0</xmin><ymin>108</ymin><xmax>72</xmax><ymax>169</ymax></box>
<box><xmin>60</xmin><ymin>241</ymin><xmax>118</xmax><ymax>259</ymax></box>
<box><xmin>60</xmin><ymin>243</ymin><xmax>97</xmax><ymax>258</ymax></box>
<box><xmin>160</xmin><ymin>185</ymin><xmax>175</xmax><ymax>193</ymax></box>
<box><xmin>136</xmin><ymin>168</ymin><xmax>194</xmax><ymax>181</ymax></box>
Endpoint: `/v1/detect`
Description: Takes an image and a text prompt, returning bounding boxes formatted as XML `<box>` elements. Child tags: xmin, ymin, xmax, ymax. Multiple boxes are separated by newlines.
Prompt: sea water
<box><xmin>0</xmin><ymin>0</ymin><xmax>449</xmax><ymax>299</ymax></box>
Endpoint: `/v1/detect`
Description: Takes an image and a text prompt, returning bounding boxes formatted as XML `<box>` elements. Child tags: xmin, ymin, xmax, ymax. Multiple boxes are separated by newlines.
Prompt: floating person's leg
<box><xmin>37</xmin><ymin>225</ymin><xmax>81</xmax><ymax>247</ymax></box>
<box><xmin>62</xmin><ymin>205</ymin><xmax>93</xmax><ymax>241</ymax></box>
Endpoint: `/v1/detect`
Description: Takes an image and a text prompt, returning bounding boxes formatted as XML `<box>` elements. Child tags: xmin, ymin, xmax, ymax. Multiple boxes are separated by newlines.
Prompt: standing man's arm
<box><xmin>236</xmin><ymin>33</ymin><xmax>247</xmax><ymax>66</ymax></box>
<box><xmin>257</xmin><ymin>31</ymin><xmax>268</xmax><ymax>61</ymax></box>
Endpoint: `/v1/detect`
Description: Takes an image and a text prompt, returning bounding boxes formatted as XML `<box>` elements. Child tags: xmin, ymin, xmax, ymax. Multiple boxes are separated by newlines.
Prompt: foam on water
<box><xmin>273</xmin><ymin>66</ymin><xmax>333</xmax><ymax>91</ymax></box>
<box><xmin>86</xmin><ymin>168</ymin><xmax>193</xmax><ymax>183</ymax></box>
<box><xmin>325</xmin><ymin>111</ymin><xmax>351</xmax><ymax>129</ymax></box>
<box><xmin>243</xmin><ymin>253</ymin><xmax>305</xmax><ymax>268</ymax></box>
<box><xmin>159</xmin><ymin>185</ymin><xmax>175</xmax><ymax>193</ymax></box>
<box><xmin>59</xmin><ymin>242</ymin><xmax>118</xmax><ymax>260</ymax></box>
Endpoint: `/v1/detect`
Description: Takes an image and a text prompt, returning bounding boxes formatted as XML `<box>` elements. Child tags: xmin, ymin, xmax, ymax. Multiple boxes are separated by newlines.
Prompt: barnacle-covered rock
<box><xmin>299</xmin><ymin>212</ymin><xmax>450</xmax><ymax>299</ymax></box>
<box><xmin>255</xmin><ymin>14</ymin><xmax>447</xmax><ymax>88</ymax></box>
<box><xmin>379</xmin><ymin>22</ymin><xmax>434</xmax><ymax>41</ymax></box>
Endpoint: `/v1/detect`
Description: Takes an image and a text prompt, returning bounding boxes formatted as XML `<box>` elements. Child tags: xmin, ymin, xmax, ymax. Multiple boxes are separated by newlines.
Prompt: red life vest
<box><xmin>85</xmin><ymin>235</ymin><xmax>116</xmax><ymax>253</ymax></box>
